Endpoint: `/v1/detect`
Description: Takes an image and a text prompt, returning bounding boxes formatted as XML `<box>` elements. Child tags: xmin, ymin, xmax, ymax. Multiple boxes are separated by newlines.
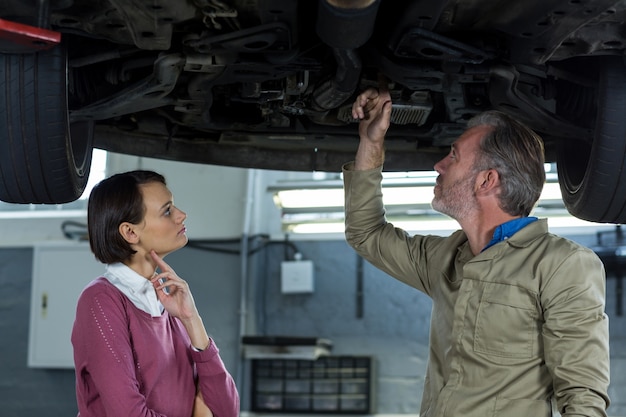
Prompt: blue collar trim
<box><xmin>482</xmin><ymin>216</ymin><xmax>538</xmax><ymax>251</ymax></box>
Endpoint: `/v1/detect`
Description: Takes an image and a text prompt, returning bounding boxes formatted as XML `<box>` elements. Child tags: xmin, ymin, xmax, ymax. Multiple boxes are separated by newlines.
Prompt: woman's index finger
<box><xmin>150</xmin><ymin>250</ymin><xmax>172</xmax><ymax>272</ymax></box>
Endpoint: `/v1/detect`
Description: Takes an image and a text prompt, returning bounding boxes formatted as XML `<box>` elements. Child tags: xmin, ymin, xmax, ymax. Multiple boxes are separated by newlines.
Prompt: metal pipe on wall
<box><xmin>236</xmin><ymin>168</ymin><xmax>257</xmax><ymax>396</ymax></box>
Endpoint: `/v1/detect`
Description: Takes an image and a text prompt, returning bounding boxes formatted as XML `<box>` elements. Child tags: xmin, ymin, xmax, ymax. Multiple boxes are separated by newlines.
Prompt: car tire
<box><xmin>556</xmin><ymin>57</ymin><xmax>626</xmax><ymax>224</ymax></box>
<box><xmin>0</xmin><ymin>45</ymin><xmax>93</xmax><ymax>204</ymax></box>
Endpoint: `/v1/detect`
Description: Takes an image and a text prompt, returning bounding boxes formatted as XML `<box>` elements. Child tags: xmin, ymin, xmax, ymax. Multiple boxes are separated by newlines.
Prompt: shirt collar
<box><xmin>482</xmin><ymin>216</ymin><xmax>538</xmax><ymax>252</ymax></box>
<box><xmin>103</xmin><ymin>262</ymin><xmax>164</xmax><ymax>317</ymax></box>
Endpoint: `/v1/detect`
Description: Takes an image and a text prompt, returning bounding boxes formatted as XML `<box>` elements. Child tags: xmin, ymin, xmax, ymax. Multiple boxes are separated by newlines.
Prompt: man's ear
<box><xmin>476</xmin><ymin>169</ymin><xmax>500</xmax><ymax>195</ymax></box>
<box><xmin>118</xmin><ymin>222</ymin><xmax>139</xmax><ymax>244</ymax></box>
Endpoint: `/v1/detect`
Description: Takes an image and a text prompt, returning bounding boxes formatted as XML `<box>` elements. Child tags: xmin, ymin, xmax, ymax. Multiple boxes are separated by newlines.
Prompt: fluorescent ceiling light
<box><xmin>274</xmin><ymin>177</ymin><xmax>563</xmax><ymax>210</ymax></box>
<box><xmin>289</xmin><ymin>218</ymin><xmax>460</xmax><ymax>234</ymax></box>
<box><xmin>274</xmin><ymin>186</ymin><xmax>436</xmax><ymax>209</ymax></box>
<box><xmin>274</xmin><ymin>189</ymin><xmax>344</xmax><ymax>209</ymax></box>
<box><xmin>269</xmin><ymin>165</ymin><xmax>592</xmax><ymax>235</ymax></box>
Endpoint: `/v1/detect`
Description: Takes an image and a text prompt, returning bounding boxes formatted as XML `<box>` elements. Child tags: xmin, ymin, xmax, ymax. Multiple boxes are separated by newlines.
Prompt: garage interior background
<box><xmin>0</xmin><ymin>153</ymin><xmax>624</xmax><ymax>417</ymax></box>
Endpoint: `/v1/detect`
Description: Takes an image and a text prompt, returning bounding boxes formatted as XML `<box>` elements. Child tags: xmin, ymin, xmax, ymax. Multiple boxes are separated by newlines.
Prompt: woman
<box><xmin>71</xmin><ymin>170</ymin><xmax>239</xmax><ymax>417</ymax></box>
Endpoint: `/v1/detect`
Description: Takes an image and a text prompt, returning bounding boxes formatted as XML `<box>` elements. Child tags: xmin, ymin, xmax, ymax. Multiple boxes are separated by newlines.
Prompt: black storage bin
<box><xmin>251</xmin><ymin>356</ymin><xmax>374</xmax><ymax>414</ymax></box>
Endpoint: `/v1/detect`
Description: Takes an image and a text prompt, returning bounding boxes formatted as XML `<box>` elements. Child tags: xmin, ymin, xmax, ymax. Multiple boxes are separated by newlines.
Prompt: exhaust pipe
<box><xmin>311</xmin><ymin>0</ymin><xmax>381</xmax><ymax>112</ymax></box>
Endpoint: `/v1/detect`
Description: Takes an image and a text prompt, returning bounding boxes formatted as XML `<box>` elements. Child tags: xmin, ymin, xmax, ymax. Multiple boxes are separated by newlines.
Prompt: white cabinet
<box><xmin>28</xmin><ymin>241</ymin><xmax>104</xmax><ymax>368</ymax></box>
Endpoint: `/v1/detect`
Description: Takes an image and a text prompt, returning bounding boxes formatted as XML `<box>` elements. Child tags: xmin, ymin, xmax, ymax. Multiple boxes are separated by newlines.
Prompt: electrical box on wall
<box><xmin>28</xmin><ymin>241</ymin><xmax>104</xmax><ymax>368</ymax></box>
<box><xmin>281</xmin><ymin>257</ymin><xmax>314</xmax><ymax>294</ymax></box>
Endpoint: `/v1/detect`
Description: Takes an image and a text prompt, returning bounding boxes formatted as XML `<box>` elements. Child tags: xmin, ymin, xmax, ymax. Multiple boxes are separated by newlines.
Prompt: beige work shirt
<box><xmin>343</xmin><ymin>163</ymin><xmax>610</xmax><ymax>417</ymax></box>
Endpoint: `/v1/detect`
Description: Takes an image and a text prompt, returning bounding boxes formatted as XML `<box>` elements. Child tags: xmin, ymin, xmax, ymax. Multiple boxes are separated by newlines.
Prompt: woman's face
<box><xmin>133</xmin><ymin>181</ymin><xmax>188</xmax><ymax>257</ymax></box>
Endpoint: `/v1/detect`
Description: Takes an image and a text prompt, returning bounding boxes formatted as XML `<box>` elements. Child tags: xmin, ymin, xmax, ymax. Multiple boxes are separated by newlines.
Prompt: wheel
<box><xmin>557</xmin><ymin>57</ymin><xmax>626</xmax><ymax>223</ymax></box>
<box><xmin>0</xmin><ymin>44</ymin><xmax>94</xmax><ymax>204</ymax></box>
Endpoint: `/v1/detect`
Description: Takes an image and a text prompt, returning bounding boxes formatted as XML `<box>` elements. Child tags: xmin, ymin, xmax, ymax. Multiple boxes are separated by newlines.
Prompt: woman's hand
<box><xmin>150</xmin><ymin>250</ymin><xmax>198</xmax><ymax>320</ymax></box>
<box><xmin>150</xmin><ymin>250</ymin><xmax>210</xmax><ymax>350</ymax></box>
<box><xmin>192</xmin><ymin>390</ymin><xmax>213</xmax><ymax>417</ymax></box>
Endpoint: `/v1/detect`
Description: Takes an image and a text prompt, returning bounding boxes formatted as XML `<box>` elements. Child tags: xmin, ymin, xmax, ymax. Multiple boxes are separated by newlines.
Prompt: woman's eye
<box><xmin>164</xmin><ymin>207</ymin><xmax>171</xmax><ymax>216</ymax></box>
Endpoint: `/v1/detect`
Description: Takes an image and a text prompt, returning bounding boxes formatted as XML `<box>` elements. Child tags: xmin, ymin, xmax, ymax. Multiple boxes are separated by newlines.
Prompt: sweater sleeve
<box><xmin>72</xmin><ymin>280</ymin><xmax>177</xmax><ymax>417</ymax></box>
<box><xmin>192</xmin><ymin>340</ymin><xmax>240</xmax><ymax>417</ymax></box>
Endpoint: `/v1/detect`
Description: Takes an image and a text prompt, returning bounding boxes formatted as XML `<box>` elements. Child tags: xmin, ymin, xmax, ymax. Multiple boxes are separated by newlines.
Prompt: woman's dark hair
<box><xmin>88</xmin><ymin>170</ymin><xmax>166</xmax><ymax>264</ymax></box>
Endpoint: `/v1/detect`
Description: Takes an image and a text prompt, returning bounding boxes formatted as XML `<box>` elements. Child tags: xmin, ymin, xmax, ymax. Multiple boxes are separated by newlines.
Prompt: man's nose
<box><xmin>433</xmin><ymin>157</ymin><xmax>445</xmax><ymax>174</ymax></box>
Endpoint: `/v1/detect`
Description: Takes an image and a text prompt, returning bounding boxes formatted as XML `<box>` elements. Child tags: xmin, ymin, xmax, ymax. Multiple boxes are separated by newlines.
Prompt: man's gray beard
<box><xmin>431</xmin><ymin>175</ymin><xmax>478</xmax><ymax>221</ymax></box>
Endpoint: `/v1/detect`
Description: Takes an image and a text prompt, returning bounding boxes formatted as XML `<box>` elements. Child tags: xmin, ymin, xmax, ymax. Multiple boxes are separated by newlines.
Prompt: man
<box><xmin>344</xmin><ymin>84</ymin><xmax>610</xmax><ymax>417</ymax></box>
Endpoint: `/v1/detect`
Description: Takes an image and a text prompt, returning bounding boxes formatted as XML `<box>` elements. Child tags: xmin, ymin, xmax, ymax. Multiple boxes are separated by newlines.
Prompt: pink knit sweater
<box><xmin>71</xmin><ymin>277</ymin><xmax>239</xmax><ymax>417</ymax></box>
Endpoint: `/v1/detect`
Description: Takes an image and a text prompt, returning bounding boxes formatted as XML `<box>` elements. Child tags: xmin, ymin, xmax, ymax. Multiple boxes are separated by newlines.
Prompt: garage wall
<box><xmin>0</xmin><ymin>248</ymin><xmax>77</xmax><ymax>416</ymax></box>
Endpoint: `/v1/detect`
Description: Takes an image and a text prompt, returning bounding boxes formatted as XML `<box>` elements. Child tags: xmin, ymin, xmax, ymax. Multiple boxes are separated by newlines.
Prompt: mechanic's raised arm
<box><xmin>351</xmin><ymin>80</ymin><xmax>393</xmax><ymax>170</ymax></box>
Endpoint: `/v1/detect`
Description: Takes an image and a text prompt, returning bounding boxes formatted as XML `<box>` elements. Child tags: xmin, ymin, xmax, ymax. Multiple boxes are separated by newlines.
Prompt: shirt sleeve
<box><xmin>343</xmin><ymin>162</ymin><xmax>449</xmax><ymax>295</ymax></box>
<box><xmin>191</xmin><ymin>340</ymin><xmax>240</xmax><ymax>417</ymax></box>
<box><xmin>541</xmin><ymin>248</ymin><xmax>610</xmax><ymax>416</ymax></box>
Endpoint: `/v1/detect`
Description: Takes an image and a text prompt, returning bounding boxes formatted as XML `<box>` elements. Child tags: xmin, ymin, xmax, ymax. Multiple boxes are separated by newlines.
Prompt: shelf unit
<box><xmin>251</xmin><ymin>356</ymin><xmax>374</xmax><ymax>414</ymax></box>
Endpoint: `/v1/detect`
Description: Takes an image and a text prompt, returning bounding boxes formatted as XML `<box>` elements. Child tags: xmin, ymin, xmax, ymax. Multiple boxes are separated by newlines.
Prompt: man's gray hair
<box><xmin>467</xmin><ymin>110</ymin><xmax>546</xmax><ymax>217</ymax></box>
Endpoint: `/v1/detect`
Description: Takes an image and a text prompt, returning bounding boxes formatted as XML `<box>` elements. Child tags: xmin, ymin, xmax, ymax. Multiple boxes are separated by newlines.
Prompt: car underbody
<box><xmin>1</xmin><ymin>0</ymin><xmax>626</xmax><ymax>223</ymax></box>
